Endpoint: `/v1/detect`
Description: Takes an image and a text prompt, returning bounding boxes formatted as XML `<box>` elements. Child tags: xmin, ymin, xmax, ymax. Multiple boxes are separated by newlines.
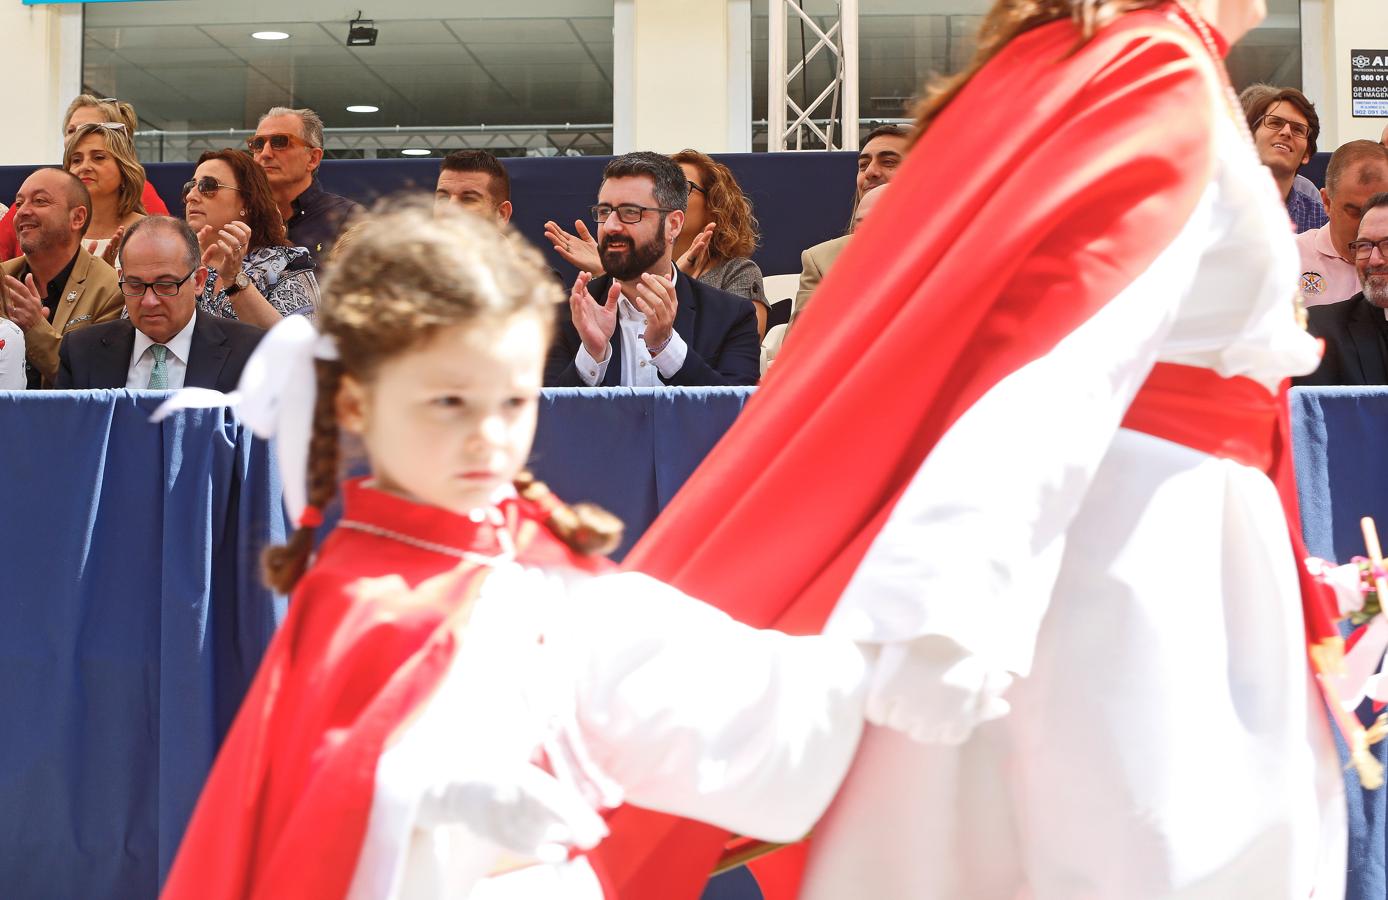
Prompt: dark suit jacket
<box><xmin>54</xmin><ymin>313</ymin><xmax>265</xmax><ymax>391</ymax></box>
<box><xmin>544</xmin><ymin>272</ymin><xmax>760</xmax><ymax>387</ymax></box>
<box><xmin>1298</xmin><ymin>292</ymin><xmax>1388</xmax><ymax>386</ymax></box>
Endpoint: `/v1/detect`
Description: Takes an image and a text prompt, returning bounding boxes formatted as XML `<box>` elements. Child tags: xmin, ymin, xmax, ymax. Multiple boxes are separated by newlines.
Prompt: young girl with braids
<box><xmin>160</xmin><ymin>205</ymin><xmax>873</xmax><ymax>900</ymax></box>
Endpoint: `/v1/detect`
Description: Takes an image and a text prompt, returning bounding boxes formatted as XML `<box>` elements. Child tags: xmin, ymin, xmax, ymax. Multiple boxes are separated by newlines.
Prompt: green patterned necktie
<box><xmin>147</xmin><ymin>344</ymin><xmax>169</xmax><ymax>390</ymax></box>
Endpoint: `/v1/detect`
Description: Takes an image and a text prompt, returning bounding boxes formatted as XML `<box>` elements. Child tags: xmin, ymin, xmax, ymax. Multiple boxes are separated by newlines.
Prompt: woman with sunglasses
<box><xmin>64</xmin><ymin>122</ymin><xmax>148</xmax><ymax>262</ymax></box>
<box><xmin>184</xmin><ymin>149</ymin><xmax>318</xmax><ymax>328</ymax></box>
<box><xmin>0</xmin><ymin>95</ymin><xmax>169</xmax><ymax>263</ymax></box>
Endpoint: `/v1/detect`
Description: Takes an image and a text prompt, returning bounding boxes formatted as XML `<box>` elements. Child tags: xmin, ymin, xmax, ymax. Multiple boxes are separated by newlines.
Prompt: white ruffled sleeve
<box><xmin>550</xmin><ymin>571</ymin><xmax>871</xmax><ymax>843</ymax></box>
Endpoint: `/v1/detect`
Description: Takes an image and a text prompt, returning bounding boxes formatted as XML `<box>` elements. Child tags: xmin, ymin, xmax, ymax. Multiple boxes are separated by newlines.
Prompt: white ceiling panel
<box><xmin>87</xmin><ymin>25</ymin><xmax>221</xmax><ymax>51</ymax></box>
<box><xmin>197</xmin><ymin>23</ymin><xmax>344</xmax><ymax>48</ymax></box>
<box><xmin>444</xmin><ymin>19</ymin><xmax>577</xmax><ymax>44</ymax></box>
<box><xmin>468</xmin><ymin>43</ymin><xmax>594</xmax><ymax>66</ymax></box>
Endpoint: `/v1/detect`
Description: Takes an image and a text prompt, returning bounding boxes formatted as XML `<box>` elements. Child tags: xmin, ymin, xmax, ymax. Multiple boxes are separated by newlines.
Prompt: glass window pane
<box><xmin>83</xmin><ymin>0</ymin><xmax>615</xmax><ymax>160</ymax></box>
<box><xmin>752</xmin><ymin>0</ymin><xmax>1302</xmax><ymax>150</ymax></box>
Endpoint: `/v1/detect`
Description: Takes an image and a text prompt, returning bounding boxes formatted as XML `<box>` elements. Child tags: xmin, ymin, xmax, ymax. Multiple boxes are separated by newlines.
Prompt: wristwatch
<box><xmin>225</xmin><ymin>272</ymin><xmax>252</xmax><ymax>297</ymax></box>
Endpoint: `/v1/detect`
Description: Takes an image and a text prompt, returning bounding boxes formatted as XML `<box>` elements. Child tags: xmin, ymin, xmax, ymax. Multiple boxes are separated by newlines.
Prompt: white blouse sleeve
<box><xmin>824</xmin><ymin>187</ymin><xmax>1217</xmax><ymax>688</ymax></box>
<box><xmin>550</xmin><ymin>571</ymin><xmax>871</xmax><ymax>843</ymax></box>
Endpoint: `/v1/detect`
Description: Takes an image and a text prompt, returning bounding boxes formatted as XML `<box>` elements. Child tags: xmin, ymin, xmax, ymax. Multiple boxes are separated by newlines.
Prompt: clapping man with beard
<box><xmin>544</xmin><ymin>152</ymin><xmax>760</xmax><ymax>387</ymax></box>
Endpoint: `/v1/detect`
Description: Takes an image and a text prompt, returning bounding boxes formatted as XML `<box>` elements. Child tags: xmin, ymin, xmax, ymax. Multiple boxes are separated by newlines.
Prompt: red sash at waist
<box><xmin>1120</xmin><ymin>363</ymin><xmax>1383</xmax><ymax>785</ymax></box>
<box><xmin>1120</xmin><ymin>361</ymin><xmax>1278</xmax><ymax>472</ymax></box>
<box><xmin>1120</xmin><ymin>361</ymin><xmax>1337</xmax><ymax>643</ymax></box>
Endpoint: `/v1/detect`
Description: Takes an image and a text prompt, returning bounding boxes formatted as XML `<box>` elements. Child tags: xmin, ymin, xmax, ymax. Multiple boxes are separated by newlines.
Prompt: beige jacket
<box><xmin>1</xmin><ymin>249</ymin><xmax>124</xmax><ymax>384</ymax></box>
<box><xmin>791</xmin><ymin>234</ymin><xmax>851</xmax><ymax>323</ymax></box>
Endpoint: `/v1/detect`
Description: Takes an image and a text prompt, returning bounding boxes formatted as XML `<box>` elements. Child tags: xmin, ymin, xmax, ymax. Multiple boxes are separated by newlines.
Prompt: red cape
<box><xmin>161</xmin><ymin>480</ymin><xmax>608</xmax><ymax>900</ymax></box>
<box><xmin>600</xmin><ymin>5</ymin><xmax>1223</xmax><ymax>897</ymax></box>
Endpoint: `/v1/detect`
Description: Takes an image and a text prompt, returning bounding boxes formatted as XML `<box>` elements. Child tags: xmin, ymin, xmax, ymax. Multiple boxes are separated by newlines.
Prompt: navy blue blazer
<box><xmin>55</xmin><ymin>313</ymin><xmax>266</xmax><ymax>391</ymax></box>
<box><xmin>544</xmin><ymin>272</ymin><xmax>760</xmax><ymax>387</ymax></box>
<box><xmin>1297</xmin><ymin>292</ymin><xmax>1388</xmax><ymax>386</ymax></box>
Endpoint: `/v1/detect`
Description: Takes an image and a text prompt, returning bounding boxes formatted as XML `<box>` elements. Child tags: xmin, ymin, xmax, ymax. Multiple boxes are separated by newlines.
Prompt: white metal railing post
<box><xmin>767</xmin><ymin>0</ymin><xmax>788</xmax><ymax>151</ymax></box>
<box><xmin>840</xmin><ymin>0</ymin><xmax>860</xmax><ymax>149</ymax></box>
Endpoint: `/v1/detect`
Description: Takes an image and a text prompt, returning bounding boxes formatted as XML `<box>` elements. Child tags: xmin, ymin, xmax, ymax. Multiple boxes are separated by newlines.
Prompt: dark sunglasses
<box><xmin>246</xmin><ymin>133</ymin><xmax>313</xmax><ymax>153</ymax></box>
<box><xmin>182</xmin><ymin>176</ymin><xmax>242</xmax><ymax>198</ymax></box>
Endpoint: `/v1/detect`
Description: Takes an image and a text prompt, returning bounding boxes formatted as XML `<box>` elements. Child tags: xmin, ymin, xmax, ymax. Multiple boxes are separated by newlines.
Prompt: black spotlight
<box><xmin>347</xmin><ymin>13</ymin><xmax>377</xmax><ymax>47</ymax></box>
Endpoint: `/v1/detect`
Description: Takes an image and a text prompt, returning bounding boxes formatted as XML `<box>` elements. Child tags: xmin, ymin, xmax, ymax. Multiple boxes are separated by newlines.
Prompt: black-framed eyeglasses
<box><xmin>687</xmin><ymin>180</ymin><xmax>706</xmax><ymax>195</ymax></box>
<box><xmin>1257</xmin><ymin>113</ymin><xmax>1310</xmax><ymax>140</ymax></box>
<box><xmin>119</xmin><ymin>269</ymin><xmax>198</xmax><ymax>298</ymax></box>
<box><xmin>182</xmin><ymin>176</ymin><xmax>242</xmax><ymax>198</ymax></box>
<box><xmin>1349</xmin><ymin>238</ymin><xmax>1388</xmax><ymax>261</ymax></box>
<box><xmin>591</xmin><ymin>203</ymin><xmax>677</xmax><ymax>225</ymax></box>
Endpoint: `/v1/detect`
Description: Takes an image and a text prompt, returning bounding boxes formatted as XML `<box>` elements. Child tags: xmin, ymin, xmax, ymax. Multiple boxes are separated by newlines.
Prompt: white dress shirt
<box><xmin>573</xmin><ymin>269</ymin><xmax>688</xmax><ymax>386</ymax></box>
<box><xmin>127</xmin><ymin>311</ymin><xmax>198</xmax><ymax>390</ymax></box>
<box><xmin>0</xmin><ymin>318</ymin><xmax>25</xmax><ymax>390</ymax></box>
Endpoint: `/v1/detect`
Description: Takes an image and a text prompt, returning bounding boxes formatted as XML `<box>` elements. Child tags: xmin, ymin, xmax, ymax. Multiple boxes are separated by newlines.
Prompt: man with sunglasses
<box><xmin>250</xmin><ymin>107</ymin><xmax>362</xmax><ymax>265</ymax></box>
<box><xmin>544</xmin><ymin>152</ymin><xmax>759</xmax><ymax>387</ymax></box>
<box><xmin>1299</xmin><ymin>192</ymin><xmax>1388</xmax><ymax>385</ymax></box>
<box><xmin>1242</xmin><ymin>86</ymin><xmax>1326</xmax><ymax>233</ymax></box>
<box><xmin>54</xmin><ymin>217</ymin><xmax>262</xmax><ymax>391</ymax></box>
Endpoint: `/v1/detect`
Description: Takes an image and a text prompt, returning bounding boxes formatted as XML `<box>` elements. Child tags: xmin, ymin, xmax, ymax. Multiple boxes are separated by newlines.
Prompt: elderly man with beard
<box><xmin>544</xmin><ymin>151</ymin><xmax>760</xmax><ymax>387</ymax></box>
<box><xmin>1300</xmin><ymin>191</ymin><xmax>1388</xmax><ymax>384</ymax></box>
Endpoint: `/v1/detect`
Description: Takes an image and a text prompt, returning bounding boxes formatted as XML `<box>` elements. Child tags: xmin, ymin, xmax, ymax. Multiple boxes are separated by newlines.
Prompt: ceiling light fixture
<box><xmin>252</xmin><ymin>31</ymin><xmax>290</xmax><ymax>41</ymax></box>
<box><xmin>346</xmin><ymin>105</ymin><xmax>379</xmax><ymax>113</ymax></box>
<box><xmin>401</xmin><ymin>148</ymin><xmax>431</xmax><ymax>157</ymax></box>
<box><xmin>347</xmin><ymin>12</ymin><xmax>378</xmax><ymax>47</ymax></box>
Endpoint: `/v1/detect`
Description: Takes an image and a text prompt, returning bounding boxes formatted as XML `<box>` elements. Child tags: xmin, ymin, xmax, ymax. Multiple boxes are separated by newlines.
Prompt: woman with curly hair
<box><xmin>64</xmin><ymin>121</ymin><xmax>148</xmax><ymax>261</ymax></box>
<box><xmin>669</xmin><ymin>149</ymin><xmax>769</xmax><ymax>332</ymax></box>
<box><xmin>183</xmin><ymin>148</ymin><xmax>319</xmax><ymax>326</ymax></box>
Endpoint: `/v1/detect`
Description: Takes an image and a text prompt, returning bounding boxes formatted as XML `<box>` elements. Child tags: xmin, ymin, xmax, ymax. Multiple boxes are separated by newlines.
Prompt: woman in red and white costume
<box><xmin>595</xmin><ymin>1</ymin><xmax>1350</xmax><ymax>897</ymax></box>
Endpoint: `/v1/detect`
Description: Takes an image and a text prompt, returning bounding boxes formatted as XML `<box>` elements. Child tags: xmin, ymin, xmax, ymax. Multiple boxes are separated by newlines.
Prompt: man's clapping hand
<box><xmin>545</xmin><ymin>220</ymin><xmax>603</xmax><ymax>276</ymax></box>
<box><xmin>569</xmin><ymin>271</ymin><xmax>620</xmax><ymax>362</ymax></box>
<box><xmin>2</xmin><ymin>274</ymin><xmax>49</xmax><ymax>333</ymax></box>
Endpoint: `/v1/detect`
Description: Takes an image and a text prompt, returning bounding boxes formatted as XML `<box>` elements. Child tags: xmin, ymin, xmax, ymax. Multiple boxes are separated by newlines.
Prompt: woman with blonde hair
<box><xmin>64</xmin><ymin>121</ymin><xmax>147</xmax><ymax>261</ymax></box>
<box><xmin>0</xmin><ymin>95</ymin><xmax>168</xmax><ymax>262</ymax></box>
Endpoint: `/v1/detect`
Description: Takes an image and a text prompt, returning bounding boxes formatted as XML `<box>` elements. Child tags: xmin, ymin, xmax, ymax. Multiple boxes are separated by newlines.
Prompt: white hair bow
<box><xmin>150</xmin><ymin>315</ymin><xmax>340</xmax><ymax>525</ymax></box>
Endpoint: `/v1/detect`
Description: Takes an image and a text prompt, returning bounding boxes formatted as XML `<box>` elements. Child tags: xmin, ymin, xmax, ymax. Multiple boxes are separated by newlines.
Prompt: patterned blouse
<box><xmin>198</xmin><ymin>245</ymin><xmax>319</xmax><ymax>320</ymax></box>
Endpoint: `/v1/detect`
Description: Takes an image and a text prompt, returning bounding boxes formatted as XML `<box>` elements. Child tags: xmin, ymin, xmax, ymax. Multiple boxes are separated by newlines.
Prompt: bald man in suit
<box><xmin>56</xmin><ymin>216</ymin><xmax>263</xmax><ymax>390</ymax></box>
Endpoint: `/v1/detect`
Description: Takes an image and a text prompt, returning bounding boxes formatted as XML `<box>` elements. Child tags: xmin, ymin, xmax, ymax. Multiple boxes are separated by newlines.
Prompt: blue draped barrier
<box><xmin>0</xmin><ymin>387</ymin><xmax>754</xmax><ymax>899</ymax></box>
<box><xmin>0</xmin><ymin>391</ymin><xmax>286</xmax><ymax>899</ymax></box>
<box><xmin>0</xmin><ymin>385</ymin><xmax>1380</xmax><ymax>899</ymax></box>
<box><xmin>1291</xmin><ymin>387</ymin><xmax>1388</xmax><ymax>900</ymax></box>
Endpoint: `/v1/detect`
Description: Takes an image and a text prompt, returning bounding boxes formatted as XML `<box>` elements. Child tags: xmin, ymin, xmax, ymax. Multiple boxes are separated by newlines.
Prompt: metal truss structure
<box><xmin>767</xmin><ymin>0</ymin><xmax>859</xmax><ymax>151</ymax></box>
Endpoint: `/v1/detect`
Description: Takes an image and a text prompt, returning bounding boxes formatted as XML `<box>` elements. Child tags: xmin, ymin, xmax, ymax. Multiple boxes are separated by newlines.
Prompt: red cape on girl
<box><xmin>161</xmin><ymin>479</ymin><xmax>607</xmax><ymax>900</ymax></box>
